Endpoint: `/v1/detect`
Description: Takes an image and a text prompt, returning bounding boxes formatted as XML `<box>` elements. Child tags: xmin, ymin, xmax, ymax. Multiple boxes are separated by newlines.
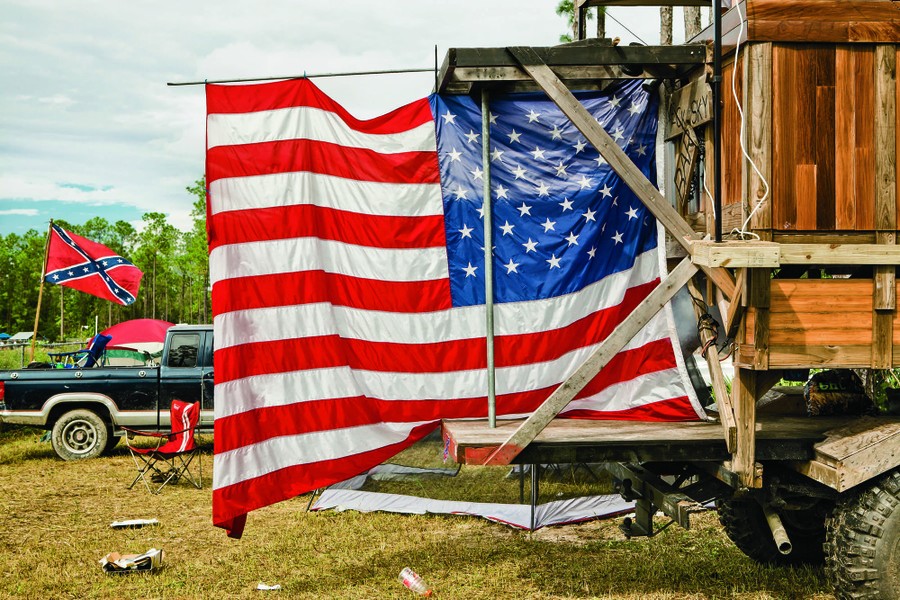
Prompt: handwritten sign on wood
<box><xmin>666</xmin><ymin>74</ymin><xmax>712</xmax><ymax>140</ymax></box>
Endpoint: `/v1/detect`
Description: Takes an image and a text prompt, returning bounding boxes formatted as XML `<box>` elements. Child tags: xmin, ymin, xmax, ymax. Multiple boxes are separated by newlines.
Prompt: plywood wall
<box><xmin>742</xmin><ymin>279</ymin><xmax>900</xmax><ymax>368</ymax></box>
<box><xmin>688</xmin><ymin>38</ymin><xmax>898</xmax><ymax>237</ymax></box>
<box><xmin>770</xmin><ymin>43</ymin><xmax>877</xmax><ymax>231</ymax></box>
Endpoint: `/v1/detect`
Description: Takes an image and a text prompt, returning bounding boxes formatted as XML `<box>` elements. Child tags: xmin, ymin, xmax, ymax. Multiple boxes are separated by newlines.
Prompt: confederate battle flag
<box><xmin>44</xmin><ymin>223</ymin><xmax>143</xmax><ymax>305</ymax></box>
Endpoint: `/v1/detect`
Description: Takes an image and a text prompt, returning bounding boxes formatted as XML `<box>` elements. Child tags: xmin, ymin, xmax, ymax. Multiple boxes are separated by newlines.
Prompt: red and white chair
<box><xmin>122</xmin><ymin>399</ymin><xmax>202</xmax><ymax>494</ymax></box>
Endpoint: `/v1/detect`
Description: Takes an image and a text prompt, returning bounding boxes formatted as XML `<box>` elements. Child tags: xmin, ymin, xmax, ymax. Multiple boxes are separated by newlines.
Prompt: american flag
<box><xmin>44</xmin><ymin>223</ymin><xmax>142</xmax><ymax>306</ymax></box>
<box><xmin>206</xmin><ymin>78</ymin><xmax>702</xmax><ymax>537</ymax></box>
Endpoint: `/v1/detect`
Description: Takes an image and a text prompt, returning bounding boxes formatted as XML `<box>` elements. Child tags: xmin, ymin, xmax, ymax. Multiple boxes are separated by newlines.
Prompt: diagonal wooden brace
<box><xmin>687</xmin><ymin>279</ymin><xmax>737</xmax><ymax>452</ymax></box>
<box><xmin>506</xmin><ymin>46</ymin><xmax>735</xmax><ymax>300</ymax></box>
<box><xmin>482</xmin><ymin>257</ymin><xmax>699</xmax><ymax>465</ymax></box>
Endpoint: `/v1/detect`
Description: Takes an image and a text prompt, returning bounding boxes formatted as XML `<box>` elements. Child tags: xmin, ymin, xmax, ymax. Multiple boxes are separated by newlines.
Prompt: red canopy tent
<box><xmin>97</xmin><ymin>319</ymin><xmax>174</xmax><ymax>364</ymax></box>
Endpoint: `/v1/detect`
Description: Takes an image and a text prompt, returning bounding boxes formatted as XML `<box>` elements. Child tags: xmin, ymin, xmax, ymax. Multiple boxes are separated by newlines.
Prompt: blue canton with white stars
<box><xmin>431</xmin><ymin>79</ymin><xmax>659</xmax><ymax>308</ymax></box>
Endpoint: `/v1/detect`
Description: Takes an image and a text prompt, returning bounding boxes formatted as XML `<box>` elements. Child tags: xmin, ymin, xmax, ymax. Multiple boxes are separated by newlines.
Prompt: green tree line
<box><xmin>0</xmin><ymin>179</ymin><xmax>210</xmax><ymax>342</ymax></box>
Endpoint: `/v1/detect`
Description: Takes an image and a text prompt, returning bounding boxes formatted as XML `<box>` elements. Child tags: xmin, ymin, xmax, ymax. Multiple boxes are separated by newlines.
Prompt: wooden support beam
<box><xmin>692</xmin><ymin>240</ymin><xmax>900</xmax><ymax>267</ymax></box>
<box><xmin>687</xmin><ymin>279</ymin><xmax>737</xmax><ymax>452</ymax></box>
<box><xmin>748</xmin><ymin>268</ymin><xmax>770</xmax><ymax>371</ymax></box>
<box><xmin>732</xmin><ymin>366</ymin><xmax>761</xmax><ymax>488</ymax></box>
<box><xmin>482</xmin><ymin>257</ymin><xmax>699</xmax><ymax>466</ymax></box>
<box><xmin>581</xmin><ymin>0</ymin><xmax>709</xmax><ymax>5</ymax></box>
<box><xmin>574</xmin><ymin>3</ymin><xmax>587</xmax><ymax>41</ymax></box>
<box><xmin>780</xmin><ymin>244</ymin><xmax>900</xmax><ymax>265</ymax></box>
<box><xmin>873</xmin><ymin>44</ymin><xmax>897</xmax><ymax>369</ymax></box>
<box><xmin>438</xmin><ymin>44</ymin><xmax>708</xmax><ymax>93</ymax></box>
<box><xmin>723</xmin><ymin>268</ymin><xmax>746</xmax><ymax>339</ymax></box>
<box><xmin>692</xmin><ymin>241</ymin><xmax>780</xmax><ymax>268</ymax></box>
<box><xmin>743</xmin><ymin>43</ymin><xmax>773</xmax><ymax>239</ymax></box>
<box><xmin>507</xmin><ymin>46</ymin><xmax>736</xmax><ymax>300</ymax></box>
<box><xmin>874</xmin><ymin>45</ymin><xmax>897</xmax><ymax>234</ymax></box>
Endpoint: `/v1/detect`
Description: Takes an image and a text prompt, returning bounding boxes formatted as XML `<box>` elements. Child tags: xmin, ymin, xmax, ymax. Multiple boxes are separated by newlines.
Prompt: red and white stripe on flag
<box><xmin>206</xmin><ymin>79</ymin><xmax>703</xmax><ymax>538</ymax></box>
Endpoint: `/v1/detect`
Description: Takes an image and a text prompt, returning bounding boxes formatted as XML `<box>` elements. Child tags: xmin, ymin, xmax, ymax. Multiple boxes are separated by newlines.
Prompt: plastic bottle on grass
<box><xmin>398</xmin><ymin>567</ymin><xmax>432</xmax><ymax>596</ymax></box>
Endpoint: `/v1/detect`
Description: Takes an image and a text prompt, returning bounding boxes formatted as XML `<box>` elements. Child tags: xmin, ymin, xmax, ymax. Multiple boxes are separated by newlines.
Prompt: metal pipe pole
<box><xmin>30</xmin><ymin>220</ymin><xmax>52</xmax><ymax>362</ymax></box>
<box><xmin>712</xmin><ymin>0</ymin><xmax>724</xmax><ymax>242</ymax></box>
<box><xmin>482</xmin><ymin>89</ymin><xmax>497</xmax><ymax>428</ymax></box>
<box><xmin>167</xmin><ymin>67</ymin><xmax>434</xmax><ymax>87</ymax></box>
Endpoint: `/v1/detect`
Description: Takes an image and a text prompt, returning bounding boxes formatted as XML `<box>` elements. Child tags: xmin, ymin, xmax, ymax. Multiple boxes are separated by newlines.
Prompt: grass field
<box><xmin>0</xmin><ymin>426</ymin><xmax>834</xmax><ymax>599</ymax></box>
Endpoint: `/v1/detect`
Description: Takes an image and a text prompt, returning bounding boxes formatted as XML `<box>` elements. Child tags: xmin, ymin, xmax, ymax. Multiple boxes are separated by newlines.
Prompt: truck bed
<box><xmin>442</xmin><ymin>415</ymin><xmax>900</xmax><ymax>492</ymax></box>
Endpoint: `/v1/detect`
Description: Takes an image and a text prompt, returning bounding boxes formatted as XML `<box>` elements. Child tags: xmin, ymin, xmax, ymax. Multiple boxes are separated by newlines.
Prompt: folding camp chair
<box><xmin>48</xmin><ymin>333</ymin><xmax>112</xmax><ymax>368</ymax></box>
<box><xmin>122</xmin><ymin>399</ymin><xmax>202</xmax><ymax>494</ymax></box>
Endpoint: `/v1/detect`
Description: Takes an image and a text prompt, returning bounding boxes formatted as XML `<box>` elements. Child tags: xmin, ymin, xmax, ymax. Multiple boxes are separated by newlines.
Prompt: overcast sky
<box><xmin>1</xmin><ymin>1</ymin><xmax>702</xmax><ymax>235</ymax></box>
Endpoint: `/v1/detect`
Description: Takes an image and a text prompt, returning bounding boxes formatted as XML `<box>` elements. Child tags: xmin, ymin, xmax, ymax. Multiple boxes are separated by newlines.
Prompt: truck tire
<box><xmin>51</xmin><ymin>409</ymin><xmax>110</xmax><ymax>461</ymax></box>
<box><xmin>718</xmin><ymin>496</ymin><xmax>829</xmax><ymax>565</ymax></box>
<box><xmin>101</xmin><ymin>434</ymin><xmax>120</xmax><ymax>455</ymax></box>
<box><xmin>826</xmin><ymin>470</ymin><xmax>900</xmax><ymax>599</ymax></box>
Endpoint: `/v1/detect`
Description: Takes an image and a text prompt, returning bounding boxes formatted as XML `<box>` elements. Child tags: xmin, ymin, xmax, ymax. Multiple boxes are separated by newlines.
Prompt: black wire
<box><xmin>604</xmin><ymin>9</ymin><xmax>650</xmax><ymax>46</ymax></box>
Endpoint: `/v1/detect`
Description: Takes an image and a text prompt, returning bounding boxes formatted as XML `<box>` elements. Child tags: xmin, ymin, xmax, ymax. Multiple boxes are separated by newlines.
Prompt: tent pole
<box><xmin>30</xmin><ymin>220</ymin><xmax>53</xmax><ymax>362</ymax></box>
<box><xmin>482</xmin><ymin>89</ymin><xmax>497</xmax><ymax>428</ymax></box>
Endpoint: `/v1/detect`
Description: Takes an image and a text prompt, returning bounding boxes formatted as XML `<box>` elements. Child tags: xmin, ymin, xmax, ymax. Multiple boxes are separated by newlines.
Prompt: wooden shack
<box><xmin>440</xmin><ymin>0</ymin><xmax>900</xmax><ymax>495</ymax></box>
<box><xmin>677</xmin><ymin>1</ymin><xmax>900</xmax><ymax>373</ymax></box>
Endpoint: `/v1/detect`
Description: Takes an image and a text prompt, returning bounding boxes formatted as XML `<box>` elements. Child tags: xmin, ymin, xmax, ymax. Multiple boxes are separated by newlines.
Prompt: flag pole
<box><xmin>481</xmin><ymin>89</ymin><xmax>497</xmax><ymax>428</ymax></box>
<box><xmin>30</xmin><ymin>219</ymin><xmax>53</xmax><ymax>362</ymax></box>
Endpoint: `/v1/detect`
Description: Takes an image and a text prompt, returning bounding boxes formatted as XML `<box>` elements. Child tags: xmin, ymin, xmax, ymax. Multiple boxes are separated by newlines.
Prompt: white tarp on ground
<box><xmin>309</xmin><ymin>465</ymin><xmax>634</xmax><ymax>531</ymax></box>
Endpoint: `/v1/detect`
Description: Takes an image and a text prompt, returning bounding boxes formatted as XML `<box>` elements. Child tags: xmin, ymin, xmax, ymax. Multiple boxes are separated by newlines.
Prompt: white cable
<box><xmin>728</xmin><ymin>0</ymin><xmax>768</xmax><ymax>240</ymax></box>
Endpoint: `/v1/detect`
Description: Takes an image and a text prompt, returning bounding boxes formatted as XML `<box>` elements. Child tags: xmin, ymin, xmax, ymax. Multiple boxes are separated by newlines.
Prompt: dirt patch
<box><xmin>530</xmin><ymin>515</ymin><xmax>630</xmax><ymax>545</ymax></box>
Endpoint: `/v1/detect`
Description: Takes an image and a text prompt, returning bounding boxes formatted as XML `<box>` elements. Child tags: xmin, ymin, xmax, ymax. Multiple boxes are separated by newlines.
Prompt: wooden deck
<box><xmin>442</xmin><ymin>416</ymin><xmax>895</xmax><ymax>469</ymax></box>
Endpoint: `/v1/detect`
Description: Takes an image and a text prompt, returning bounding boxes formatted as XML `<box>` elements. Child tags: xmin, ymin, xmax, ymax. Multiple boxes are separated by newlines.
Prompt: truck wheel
<box><xmin>51</xmin><ymin>409</ymin><xmax>110</xmax><ymax>460</ymax></box>
<box><xmin>718</xmin><ymin>496</ymin><xmax>829</xmax><ymax>565</ymax></box>
<box><xmin>826</xmin><ymin>470</ymin><xmax>900</xmax><ymax>599</ymax></box>
<box><xmin>101</xmin><ymin>434</ymin><xmax>119</xmax><ymax>456</ymax></box>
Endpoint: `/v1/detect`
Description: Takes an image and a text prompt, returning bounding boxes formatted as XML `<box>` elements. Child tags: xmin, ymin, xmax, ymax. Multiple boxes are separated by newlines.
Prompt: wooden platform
<box><xmin>436</xmin><ymin>42</ymin><xmax>706</xmax><ymax>94</ymax></box>
<box><xmin>442</xmin><ymin>416</ymin><xmax>893</xmax><ymax>468</ymax></box>
<box><xmin>792</xmin><ymin>416</ymin><xmax>900</xmax><ymax>491</ymax></box>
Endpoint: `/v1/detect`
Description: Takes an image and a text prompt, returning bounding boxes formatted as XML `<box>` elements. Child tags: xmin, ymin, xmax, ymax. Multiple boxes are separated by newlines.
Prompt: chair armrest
<box><xmin>120</xmin><ymin>426</ymin><xmax>169</xmax><ymax>439</ymax></box>
<box><xmin>120</xmin><ymin>426</ymin><xmax>171</xmax><ymax>451</ymax></box>
<box><xmin>166</xmin><ymin>425</ymin><xmax>200</xmax><ymax>437</ymax></box>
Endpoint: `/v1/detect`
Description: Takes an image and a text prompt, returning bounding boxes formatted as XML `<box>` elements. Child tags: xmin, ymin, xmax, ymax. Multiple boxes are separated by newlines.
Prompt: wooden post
<box><xmin>483</xmin><ymin>257</ymin><xmax>699</xmax><ymax>465</ymax></box>
<box><xmin>748</xmin><ymin>268</ymin><xmax>770</xmax><ymax>370</ymax></box>
<box><xmin>723</xmin><ymin>268</ymin><xmax>746</xmax><ymax>339</ymax></box>
<box><xmin>732</xmin><ymin>366</ymin><xmax>761</xmax><ymax>488</ymax></box>
<box><xmin>573</xmin><ymin>0</ymin><xmax>587</xmax><ymax>41</ymax></box>
<box><xmin>729</xmin><ymin>266</ymin><xmax>769</xmax><ymax>487</ymax></box>
<box><xmin>873</xmin><ymin>44</ymin><xmax>896</xmax><ymax>368</ymax></box>
<box><xmin>30</xmin><ymin>220</ymin><xmax>53</xmax><ymax>362</ymax></box>
<box><xmin>743</xmin><ymin>43</ymin><xmax>773</xmax><ymax>240</ymax></box>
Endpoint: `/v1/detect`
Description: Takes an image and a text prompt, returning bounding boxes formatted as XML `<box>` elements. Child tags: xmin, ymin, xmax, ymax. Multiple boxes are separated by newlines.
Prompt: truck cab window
<box><xmin>167</xmin><ymin>333</ymin><xmax>200</xmax><ymax>368</ymax></box>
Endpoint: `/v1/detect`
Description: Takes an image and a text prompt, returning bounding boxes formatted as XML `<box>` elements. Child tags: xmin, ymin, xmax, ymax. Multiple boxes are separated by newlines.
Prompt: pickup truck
<box><xmin>0</xmin><ymin>324</ymin><xmax>214</xmax><ymax>460</ymax></box>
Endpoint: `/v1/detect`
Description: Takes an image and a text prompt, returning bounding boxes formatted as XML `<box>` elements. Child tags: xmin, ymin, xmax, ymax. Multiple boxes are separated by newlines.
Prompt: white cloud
<box><xmin>0</xmin><ymin>0</ymin><xmax>690</xmax><ymax>233</ymax></box>
<box><xmin>37</xmin><ymin>94</ymin><xmax>73</xmax><ymax>106</ymax></box>
<box><xmin>0</xmin><ymin>208</ymin><xmax>40</xmax><ymax>216</ymax></box>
